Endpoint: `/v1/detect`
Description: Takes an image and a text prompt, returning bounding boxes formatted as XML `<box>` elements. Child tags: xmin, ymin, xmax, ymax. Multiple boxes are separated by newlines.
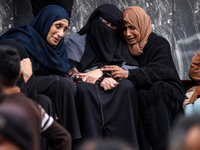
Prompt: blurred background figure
<box><xmin>168</xmin><ymin>114</ymin><xmax>200</xmax><ymax>150</ymax></box>
<box><xmin>0</xmin><ymin>104</ymin><xmax>33</xmax><ymax>150</ymax></box>
<box><xmin>78</xmin><ymin>139</ymin><xmax>134</xmax><ymax>150</ymax></box>
<box><xmin>31</xmin><ymin>0</ymin><xmax>74</xmax><ymax>18</ymax></box>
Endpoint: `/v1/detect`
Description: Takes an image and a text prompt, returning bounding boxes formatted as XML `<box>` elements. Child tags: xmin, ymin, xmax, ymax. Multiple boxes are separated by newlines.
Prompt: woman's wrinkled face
<box><xmin>123</xmin><ymin>21</ymin><xmax>140</xmax><ymax>45</ymax></box>
<box><xmin>46</xmin><ymin>19</ymin><xmax>69</xmax><ymax>46</ymax></box>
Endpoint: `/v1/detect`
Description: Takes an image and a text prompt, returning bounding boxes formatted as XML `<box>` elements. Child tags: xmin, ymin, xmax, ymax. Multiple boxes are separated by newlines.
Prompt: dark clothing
<box><xmin>0</xmin><ymin>5</ymin><xmax>71</xmax><ymax>74</ymax></box>
<box><xmin>31</xmin><ymin>0</ymin><xmax>74</xmax><ymax>18</ymax></box>
<box><xmin>75</xmin><ymin>79</ymin><xmax>138</xmax><ymax>149</ymax></box>
<box><xmin>17</xmin><ymin>74</ymin><xmax>37</xmax><ymax>100</ymax></box>
<box><xmin>77</xmin><ymin>4</ymin><xmax>138</xmax><ymax>72</ymax></box>
<box><xmin>65</xmin><ymin>4</ymin><xmax>138</xmax><ymax>148</ymax></box>
<box><xmin>128</xmin><ymin>32</ymin><xmax>185</xmax><ymax>150</ymax></box>
<box><xmin>2</xmin><ymin>92</ymin><xmax>71</xmax><ymax>150</ymax></box>
<box><xmin>17</xmin><ymin>74</ymin><xmax>56</xmax><ymax>118</ymax></box>
<box><xmin>0</xmin><ymin>5</ymin><xmax>81</xmax><ymax>140</ymax></box>
<box><xmin>35</xmin><ymin>74</ymin><xmax>81</xmax><ymax>140</ymax></box>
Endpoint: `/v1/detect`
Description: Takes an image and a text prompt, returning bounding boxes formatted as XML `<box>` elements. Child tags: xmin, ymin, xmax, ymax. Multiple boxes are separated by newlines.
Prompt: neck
<box><xmin>2</xmin><ymin>86</ymin><xmax>20</xmax><ymax>96</ymax></box>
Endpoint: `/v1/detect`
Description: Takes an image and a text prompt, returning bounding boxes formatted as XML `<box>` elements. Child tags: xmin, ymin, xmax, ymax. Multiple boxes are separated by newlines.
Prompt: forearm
<box><xmin>42</xmin><ymin>121</ymin><xmax>71</xmax><ymax>150</ymax></box>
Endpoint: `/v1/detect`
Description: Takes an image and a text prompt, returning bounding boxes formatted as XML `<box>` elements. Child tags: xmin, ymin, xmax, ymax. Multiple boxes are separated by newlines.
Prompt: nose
<box><xmin>126</xmin><ymin>29</ymin><xmax>131</xmax><ymax>37</ymax></box>
<box><xmin>58</xmin><ymin>30</ymin><xmax>65</xmax><ymax>38</ymax></box>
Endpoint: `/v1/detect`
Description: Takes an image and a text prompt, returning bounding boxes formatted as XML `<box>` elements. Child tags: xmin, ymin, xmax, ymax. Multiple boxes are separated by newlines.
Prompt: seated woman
<box><xmin>0</xmin><ymin>5</ymin><xmax>81</xmax><ymax>140</ymax></box>
<box><xmin>65</xmin><ymin>4</ymin><xmax>139</xmax><ymax>149</ymax></box>
<box><xmin>184</xmin><ymin>48</ymin><xmax>200</xmax><ymax>116</ymax></box>
<box><xmin>102</xmin><ymin>6</ymin><xmax>185</xmax><ymax>150</ymax></box>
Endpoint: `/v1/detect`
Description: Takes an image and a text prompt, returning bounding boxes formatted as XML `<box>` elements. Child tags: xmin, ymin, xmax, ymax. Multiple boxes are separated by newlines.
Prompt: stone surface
<box><xmin>0</xmin><ymin>0</ymin><xmax>200</xmax><ymax>79</ymax></box>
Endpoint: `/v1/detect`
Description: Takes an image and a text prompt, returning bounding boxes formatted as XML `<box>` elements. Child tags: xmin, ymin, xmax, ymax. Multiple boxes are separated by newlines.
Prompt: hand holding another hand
<box><xmin>100</xmin><ymin>77</ymin><xmax>119</xmax><ymax>91</ymax></box>
<box><xmin>102</xmin><ymin>65</ymin><xmax>129</xmax><ymax>79</ymax></box>
<box><xmin>78</xmin><ymin>69</ymin><xmax>103</xmax><ymax>84</ymax></box>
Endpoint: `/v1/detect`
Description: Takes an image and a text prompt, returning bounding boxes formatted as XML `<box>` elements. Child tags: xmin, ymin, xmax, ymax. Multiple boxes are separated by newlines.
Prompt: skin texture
<box><xmin>78</xmin><ymin>69</ymin><xmax>103</xmax><ymax>84</ymax></box>
<box><xmin>20</xmin><ymin>58</ymin><xmax>33</xmax><ymax>83</ymax></box>
<box><xmin>103</xmin><ymin>65</ymin><xmax>129</xmax><ymax>79</ymax></box>
<box><xmin>183</xmin><ymin>125</ymin><xmax>200</xmax><ymax>150</ymax></box>
<box><xmin>123</xmin><ymin>21</ymin><xmax>142</xmax><ymax>56</ymax></box>
<box><xmin>101</xmin><ymin>21</ymin><xmax>142</xmax><ymax>78</ymax></box>
<box><xmin>0</xmin><ymin>135</ymin><xmax>23</xmax><ymax>150</ymax></box>
<box><xmin>46</xmin><ymin>19</ymin><xmax>69</xmax><ymax>46</ymax></box>
<box><xmin>101</xmin><ymin>18</ymin><xmax>117</xmax><ymax>29</ymax></box>
<box><xmin>100</xmin><ymin>77</ymin><xmax>119</xmax><ymax>91</ymax></box>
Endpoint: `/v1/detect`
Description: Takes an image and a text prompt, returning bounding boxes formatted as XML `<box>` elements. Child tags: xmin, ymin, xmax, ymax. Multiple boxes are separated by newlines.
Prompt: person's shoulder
<box><xmin>148</xmin><ymin>32</ymin><xmax>170</xmax><ymax>46</ymax></box>
<box><xmin>65</xmin><ymin>33</ymin><xmax>86</xmax><ymax>42</ymax></box>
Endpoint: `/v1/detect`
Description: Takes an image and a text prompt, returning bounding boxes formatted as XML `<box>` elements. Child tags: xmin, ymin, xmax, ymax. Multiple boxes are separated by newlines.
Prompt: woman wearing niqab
<box><xmin>0</xmin><ymin>4</ymin><xmax>81</xmax><ymax>140</ymax></box>
<box><xmin>65</xmin><ymin>4</ymin><xmax>139</xmax><ymax>148</ymax></box>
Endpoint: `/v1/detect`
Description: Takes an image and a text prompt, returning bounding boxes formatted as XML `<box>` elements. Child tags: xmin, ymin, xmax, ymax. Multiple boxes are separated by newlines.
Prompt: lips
<box><xmin>52</xmin><ymin>37</ymin><xmax>60</xmax><ymax>43</ymax></box>
<box><xmin>127</xmin><ymin>37</ymin><xmax>135</xmax><ymax>43</ymax></box>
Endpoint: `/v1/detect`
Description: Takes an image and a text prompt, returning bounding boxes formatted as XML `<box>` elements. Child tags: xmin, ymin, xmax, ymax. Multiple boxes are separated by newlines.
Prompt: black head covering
<box><xmin>77</xmin><ymin>4</ymin><xmax>138</xmax><ymax>72</ymax></box>
<box><xmin>0</xmin><ymin>39</ymin><xmax>28</xmax><ymax>60</ymax></box>
<box><xmin>0</xmin><ymin>4</ymin><xmax>71</xmax><ymax>73</ymax></box>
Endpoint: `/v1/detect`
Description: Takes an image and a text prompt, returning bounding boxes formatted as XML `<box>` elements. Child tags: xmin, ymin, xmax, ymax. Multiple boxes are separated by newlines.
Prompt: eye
<box><xmin>101</xmin><ymin>18</ymin><xmax>117</xmax><ymax>30</ymax></box>
<box><xmin>102</xmin><ymin>19</ymin><xmax>109</xmax><ymax>26</ymax></box>
<box><xmin>64</xmin><ymin>27</ymin><xmax>68</xmax><ymax>32</ymax></box>
<box><xmin>110</xmin><ymin>25</ymin><xmax>117</xmax><ymax>30</ymax></box>
<box><xmin>130</xmin><ymin>26</ymin><xmax>135</xmax><ymax>30</ymax></box>
<box><xmin>56</xmin><ymin>24</ymin><xmax>61</xmax><ymax>29</ymax></box>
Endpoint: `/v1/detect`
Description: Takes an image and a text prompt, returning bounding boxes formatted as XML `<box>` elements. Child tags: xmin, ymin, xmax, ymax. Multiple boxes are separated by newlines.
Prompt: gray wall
<box><xmin>0</xmin><ymin>0</ymin><xmax>200</xmax><ymax>80</ymax></box>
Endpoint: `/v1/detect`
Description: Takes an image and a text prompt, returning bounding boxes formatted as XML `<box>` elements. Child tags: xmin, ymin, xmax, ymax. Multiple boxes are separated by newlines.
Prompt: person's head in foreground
<box><xmin>78</xmin><ymin>139</ymin><xmax>134</xmax><ymax>150</ymax></box>
<box><xmin>0</xmin><ymin>45</ymin><xmax>20</xmax><ymax>87</ymax></box>
<box><xmin>0</xmin><ymin>104</ymin><xmax>33</xmax><ymax>150</ymax></box>
<box><xmin>168</xmin><ymin>114</ymin><xmax>200</xmax><ymax>150</ymax></box>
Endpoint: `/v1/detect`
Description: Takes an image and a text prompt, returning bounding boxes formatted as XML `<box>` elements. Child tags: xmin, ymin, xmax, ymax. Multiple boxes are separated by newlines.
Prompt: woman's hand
<box><xmin>102</xmin><ymin>65</ymin><xmax>129</xmax><ymax>79</ymax></box>
<box><xmin>100</xmin><ymin>77</ymin><xmax>119</xmax><ymax>91</ymax></box>
<box><xmin>20</xmin><ymin>58</ymin><xmax>33</xmax><ymax>83</ymax></box>
<box><xmin>78</xmin><ymin>69</ymin><xmax>103</xmax><ymax>84</ymax></box>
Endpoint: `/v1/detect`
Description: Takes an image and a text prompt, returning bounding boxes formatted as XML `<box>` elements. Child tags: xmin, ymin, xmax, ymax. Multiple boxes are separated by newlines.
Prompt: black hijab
<box><xmin>77</xmin><ymin>4</ymin><xmax>138</xmax><ymax>72</ymax></box>
<box><xmin>0</xmin><ymin>5</ymin><xmax>71</xmax><ymax>74</ymax></box>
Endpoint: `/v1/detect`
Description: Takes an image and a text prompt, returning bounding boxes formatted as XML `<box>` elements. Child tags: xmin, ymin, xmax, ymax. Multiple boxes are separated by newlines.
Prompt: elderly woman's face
<box><xmin>123</xmin><ymin>21</ymin><xmax>140</xmax><ymax>45</ymax></box>
<box><xmin>46</xmin><ymin>19</ymin><xmax>69</xmax><ymax>46</ymax></box>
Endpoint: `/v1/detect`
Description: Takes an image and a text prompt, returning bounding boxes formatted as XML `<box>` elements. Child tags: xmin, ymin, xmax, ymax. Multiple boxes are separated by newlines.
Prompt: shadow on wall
<box><xmin>0</xmin><ymin>0</ymin><xmax>200</xmax><ymax>80</ymax></box>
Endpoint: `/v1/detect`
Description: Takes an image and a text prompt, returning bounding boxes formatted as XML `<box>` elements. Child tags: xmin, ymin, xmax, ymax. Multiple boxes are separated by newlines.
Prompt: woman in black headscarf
<box><xmin>65</xmin><ymin>4</ymin><xmax>138</xmax><ymax>148</ymax></box>
<box><xmin>0</xmin><ymin>5</ymin><xmax>81</xmax><ymax>140</ymax></box>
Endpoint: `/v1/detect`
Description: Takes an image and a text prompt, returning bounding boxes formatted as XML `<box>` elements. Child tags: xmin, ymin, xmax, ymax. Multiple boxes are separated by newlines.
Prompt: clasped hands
<box><xmin>77</xmin><ymin>65</ymin><xmax>128</xmax><ymax>91</ymax></box>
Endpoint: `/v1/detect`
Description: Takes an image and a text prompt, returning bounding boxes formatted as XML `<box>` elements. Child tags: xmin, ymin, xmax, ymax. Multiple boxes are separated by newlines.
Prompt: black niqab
<box><xmin>78</xmin><ymin>4</ymin><xmax>138</xmax><ymax>72</ymax></box>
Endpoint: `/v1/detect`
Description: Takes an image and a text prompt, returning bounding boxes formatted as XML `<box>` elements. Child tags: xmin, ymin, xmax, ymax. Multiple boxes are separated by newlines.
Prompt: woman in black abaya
<box><xmin>0</xmin><ymin>5</ymin><xmax>81</xmax><ymax>140</ymax></box>
<box><xmin>65</xmin><ymin>4</ymin><xmax>139</xmax><ymax>149</ymax></box>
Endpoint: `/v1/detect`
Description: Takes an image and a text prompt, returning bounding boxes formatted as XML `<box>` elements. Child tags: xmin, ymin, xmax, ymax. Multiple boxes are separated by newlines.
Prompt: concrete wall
<box><xmin>0</xmin><ymin>0</ymin><xmax>200</xmax><ymax>79</ymax></box>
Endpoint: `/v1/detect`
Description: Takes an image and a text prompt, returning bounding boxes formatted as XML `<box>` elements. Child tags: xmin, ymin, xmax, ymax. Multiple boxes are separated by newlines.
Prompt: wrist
<box><xmin>98</xmin><ymin>68</ymin><xmax>103</xmax><ymax>77</ymax></box>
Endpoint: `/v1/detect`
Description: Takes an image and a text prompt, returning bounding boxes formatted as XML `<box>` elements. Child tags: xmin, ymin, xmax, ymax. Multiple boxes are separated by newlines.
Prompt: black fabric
<box><xmin>128</xmin><ymin>32</ymin><xmax>184</xmax><ymax>107</ymax></box>
<box><xmin>0</xmin><ymin>39</ymin><xmax>28</xmax><ymax>60</ymax></box>
<box><xmin>35</xmin><ymin>74</ymin><xmax>81</xmax><ymax>140</ymax></box>
<box><xmin>75</xmin><ymin>79</ymin><xmax>139</xmax><ymax>149</ymax></box>
<box><xmin>77</xmin><ymin>4</ymin><xmax>138</xmax><ymax>72</ymax></box>
<box><xmin>128</xmin><ymin>32</ymin><xmax>185</xmax><ymax>150</ymax></box>
<box><xmin>17</xmin><ymin>74</ymin><xmax>37</xmax><ymax>101</ymax></box>
<box><xmin>31</xmin><ymin>0</ymin><xmax>74</xmax><ymax>18</ymax></box>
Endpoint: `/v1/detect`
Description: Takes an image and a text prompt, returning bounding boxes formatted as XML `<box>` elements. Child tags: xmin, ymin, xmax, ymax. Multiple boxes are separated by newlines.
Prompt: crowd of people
<box><xmin>0</xmin><ymin>1</ymin><xmax>199</xmax><ymax>150</ymax></box>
